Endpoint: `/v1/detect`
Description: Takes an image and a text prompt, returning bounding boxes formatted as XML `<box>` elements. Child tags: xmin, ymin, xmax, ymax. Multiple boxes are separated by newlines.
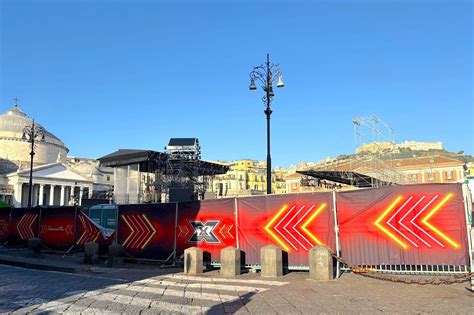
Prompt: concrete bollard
<box><xmin>220</xmin><ymin>247</ymin><xmax>241</xmax><ymax>277</ymax></box>
<box><xmin>27</xmin><ymin>238</ymin><xmax>41</xmax><ymax>256</ymax></box>
<box><xmin>309</xmin><ymin>245</ymin><xmax>334</xmax><ymax>281</ymax></box>
<box><xmin>184</xmin><ymin>247</ymin><xmax>203</xmax><ymax>275</ymax></box>
<box><xmin>260</xmin><ymin>245</ymin><xmax>283</xmax><ymax>277</ymax></box>
<box><xmin>84</xmin><ymin>242</ymin><xmax>99</xmax><ymax>265</ymax></box>
<box><xmin>107</xmin><ymin>243</ymin><xmax>123</xmax><ymax>268</ymax></box>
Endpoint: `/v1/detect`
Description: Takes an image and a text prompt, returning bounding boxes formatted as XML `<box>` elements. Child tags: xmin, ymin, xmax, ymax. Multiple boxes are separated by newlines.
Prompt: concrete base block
<box><xmin>107</xmin><ymin>244</ymin><xmax>123</xmax><ymax>268</ymax></box>
<box><xmin>309</xmin><ymin>245</ymin><xmax>334</xmax><ymax>281</ymax></box>
<box><xmin>260</xmin><ymin>245</ymin><xmax>283</xmax><ymax>277</ymax></box>
<box><xmin>84</xmin><ymin>242</ymin><xmax>99</xmax><ymax>265</ymax></box>
<box><xmin>27</xmin><ymin>238</ymin><xmax>41</xmax><ymax>257</ymax></box>
<box><xmin>220</xmin><ymin>247</ymin><xmax>241</xmax><ymax>277</ymax></box>
<box><xmin>184</xmin><ymin>247</ymin><xmax>203</xmax><ymax>275</ymax></box>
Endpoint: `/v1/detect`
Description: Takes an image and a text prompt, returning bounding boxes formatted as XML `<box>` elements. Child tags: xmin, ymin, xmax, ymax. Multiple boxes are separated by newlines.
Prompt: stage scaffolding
<box><xmin>98</xmin><ymin>149</ymin><xmax>228</xmax><ymax>204</ymax></box>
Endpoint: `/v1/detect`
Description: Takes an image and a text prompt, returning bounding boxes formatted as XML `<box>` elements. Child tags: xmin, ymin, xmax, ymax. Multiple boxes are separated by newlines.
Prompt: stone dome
<box><xmin>0</xmin><ymin>104</ymin><xmax>69</xmax><ymax>171</ymax></box>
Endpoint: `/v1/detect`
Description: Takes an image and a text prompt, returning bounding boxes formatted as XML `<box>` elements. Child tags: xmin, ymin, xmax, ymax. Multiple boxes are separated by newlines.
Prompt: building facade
<box><xmin>0</xmin><ymin>103</ymin><xmax>113</xmax><ymax>207</ymax></box>
<box><xmin>209</xmin><ymin>159</ymin><xmax>286</xmax><ymax>197</ymax></box>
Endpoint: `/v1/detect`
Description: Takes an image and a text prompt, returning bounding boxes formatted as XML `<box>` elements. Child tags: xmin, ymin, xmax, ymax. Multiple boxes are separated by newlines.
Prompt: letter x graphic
<box><xmin>188</xmin><ymin>220</ymin><xmax>221</xmax><ymax>244</ymax></box>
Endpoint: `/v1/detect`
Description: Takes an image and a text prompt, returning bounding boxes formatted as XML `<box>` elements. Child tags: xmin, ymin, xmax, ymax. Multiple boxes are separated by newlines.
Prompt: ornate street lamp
<box><xmin>22</xmin><ymin>119</ymin><xmax>45</xmax><ymax>207</ymax></box>
<box><xmin>249</xmin><ymin>54</ymin><xmax>284</xmax><ymax>194</ymax></box>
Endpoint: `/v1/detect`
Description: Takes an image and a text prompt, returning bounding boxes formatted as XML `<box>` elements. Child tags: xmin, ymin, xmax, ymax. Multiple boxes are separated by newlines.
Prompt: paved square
<box><xmin>0</xmin><ymin>265</ymin><xmax>472</xmax><ymax>314</ymax></box>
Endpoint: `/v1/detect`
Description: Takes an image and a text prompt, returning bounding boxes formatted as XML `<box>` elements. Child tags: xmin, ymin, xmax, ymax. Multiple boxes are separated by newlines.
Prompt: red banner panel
<box><xmin>9</xmin><ymin>208</ymin><xmax>40</xmax><ymax>246</ymax></box>
<box><xmin>0</xmin><ymin>207</ymin><xmax>11</xmax><ymax>243</ymax></box>
<box><xmin>117</xmin><ymin>204</ymin><xmax>176</xmax><ymax>260</ymax></box>
<box><xmin>39</xmin><ymin>207</ymin><xmax>76</xmax><ymax>251</ymax></box>
<box><xmin>337</xmin><ymin>184</ymin><xmax>469</xmax><ymax>266</ymax></box>
<box><xmin>176</xmin><ymin>199</ymin><xmax>236</xmax><ymax>262</ymax></box>
<box><xmin>237</xmin><ymin>193</ymin><xmax>335</xmax><ymax>267</ymax></box>
<box><xmin>76</xmin><ymin>210</ymin><xmax>114</xmax><ymax>248</ymax></box>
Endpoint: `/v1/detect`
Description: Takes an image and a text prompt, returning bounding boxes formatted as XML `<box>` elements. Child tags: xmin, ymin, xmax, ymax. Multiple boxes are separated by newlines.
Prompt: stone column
<box><xmin>79</xmin><ymin>187</ymin><xmax>83</xmax><ymax>206</ymax></box>
<box><xmin>309</xmin><ymin>245</ymin><xmax>334</xmax><ymax>281</ymax></box>
<box><xmin>13</xmin><ymin>184</ymin><xmax>22</xmax><ymax>207</ymax></box>
<box><xmin>38</xmin><ymin>184</ymin><xmax>44</xmax><ymax>206</ymax></box>
<box><xmin>220</xmin><ymin>247</ymin><xmax>241</xmax><ymax>277</ymax></box>
<box><xmin>260</xmin><ymin>245</ymin><xmax>284</xmax><ymax>277</ymax></box>
<box><xmin>49</xmin><ymin>185</ymin><xmax>55</xmax><ymax>206</ymax></box>
<box><xmin>60</xmin><ymin>185</ymin><xmax>65</xmax><ymax>206</ymax></box>
<box><xmin>70</xmin><ymin>186</ymin><xmax>75</xmax><ymax>205</ymax></box>
<box><xmin>184</xmin><ymin>247</ymin><xmax>204</xmax><ymax>275</ymax></box>
<box><xmin>32</xmin><ymin>184</ymin><xmax>38</xmax><ymax>206</ymax></box>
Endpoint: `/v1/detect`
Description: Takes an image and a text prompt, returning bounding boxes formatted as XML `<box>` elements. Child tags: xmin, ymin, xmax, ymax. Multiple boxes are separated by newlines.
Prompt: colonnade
<box><xmin>14</xmin><ymin>183</ymin><xmax>93</xmax><ymax>207</ymax></box>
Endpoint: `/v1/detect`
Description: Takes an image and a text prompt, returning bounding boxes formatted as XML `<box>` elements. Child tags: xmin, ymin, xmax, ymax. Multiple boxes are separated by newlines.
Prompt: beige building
<box><xmin>356</xmin><ymin>141</ymin><xmax>444</xmax><ymax>155</ymax></box>
<box><xmin>390</xmin><ymin>156</ymin><xmax>465</xmax><ymax>184</ymax></box>
<box><xmin>209</xmin><ymin>159</ymin><xmax>287</xmax><ymax>197</ymax></box>
<box><xmin>0</xmin><ymin>103</ymin><xmax>113</xmax><ymax>206</ymax></box>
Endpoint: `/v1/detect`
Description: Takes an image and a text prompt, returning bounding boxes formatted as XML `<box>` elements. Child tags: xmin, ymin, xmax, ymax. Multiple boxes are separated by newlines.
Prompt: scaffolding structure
<box><xmin>99</xmin><ymin>149</ymin><xmax>228</xmax><ymax>204</ymax></box>
<box><xmin>352</xmin><ymin>115</ymin><xmax>416</xmax><ymax>186</ymax></box>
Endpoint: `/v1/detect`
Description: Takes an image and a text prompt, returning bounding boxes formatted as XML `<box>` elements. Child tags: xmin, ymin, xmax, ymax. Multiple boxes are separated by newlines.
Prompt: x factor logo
<box><xmin>188</xmin><ymin>220</ymin><xmax>221</xmax><ymax>244</ymax></box>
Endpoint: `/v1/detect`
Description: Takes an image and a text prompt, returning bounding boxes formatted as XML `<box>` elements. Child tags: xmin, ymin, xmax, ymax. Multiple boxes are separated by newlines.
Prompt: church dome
<box><xmin>0</xmin><ymin>103</ymin><xmax>69</xmax><ymax>170</ymax></box>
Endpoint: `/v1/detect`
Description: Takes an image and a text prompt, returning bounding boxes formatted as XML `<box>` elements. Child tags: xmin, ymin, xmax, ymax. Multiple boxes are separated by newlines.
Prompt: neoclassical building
<box><xmin>0</xmin><ymin>102</ymin><xmax>113</xmax><ymax>207</ymax></box>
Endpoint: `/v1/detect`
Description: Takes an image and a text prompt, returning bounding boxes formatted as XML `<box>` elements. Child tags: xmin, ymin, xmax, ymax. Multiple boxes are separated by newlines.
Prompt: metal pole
<box><xmin>461</xmin><ymin>184</ymin><xmax>473</xmax><ymax>291</ymax></box>
<box><xmin>332</xmin><ymin>190</ymin><xmax>341</xmax><ymax>278</ymax></box>
<box><xmin>27</xmin><ymin>121</ymin><xmax>35</xmax><ymax>208</ymax></box>
<box><xmin>173</xmin><ymin>202</ymin><xmax>178</xmax><ymax>263</ymax></box>
<box><xmin>265</xmin><ymin>53</ymin><xmax>272</xmax><ymax>195</ymax></box>
<box><xmin>234</xmin><ymin>197</ymin><xmax>239</xmax><ymax>249</ymax></box>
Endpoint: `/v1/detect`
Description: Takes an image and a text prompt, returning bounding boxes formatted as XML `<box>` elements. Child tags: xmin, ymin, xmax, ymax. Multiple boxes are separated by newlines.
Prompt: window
<box><xmin>411</xmin><ymin>174</ymin><xmax>417</xmax><ymax>181</ymax></box>
<box><xmin>446</xmin><ymin>171</ymin><xmax>453</xmax><ymax>180</ymax></box>
<box><xmin>428</xmin><ymin>172</ymin><xmax>435</xmax><ymax>181</ymax></box>
<box><xmin>106</xmin><ymin>176</ymin><xmax>111</xmax><ymax>181</ymax></box>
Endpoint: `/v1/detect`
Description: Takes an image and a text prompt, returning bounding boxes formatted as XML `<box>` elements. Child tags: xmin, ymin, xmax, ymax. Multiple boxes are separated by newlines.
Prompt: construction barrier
<box><xmin>0</xmin><ymin>207</ymin><xmax>11</xmax><ymax>243</ymax></box>
<box><xmin>117</xmin><ymin>203</ymin><xmax>175</xmax><ymax>260</ymax></box>
<box><xmin>337</xmin><ymin>184</ymin><xmax>469</xmax><ymax>266</ymax></box>
<box><xmin>0</xmin><ymin>183</ymin><xmax>471</xmax><ymax>271</ymax></box>
<box><xmin>114</xmin><ymin>183</ymin><xmax>471</xmax><ymax>269</ymax></box>
<box><xmin>39</xmin><ymin>207</ymin><xmax>76</xmax><ymax>251</ymax></box>
<box><xmin>0</xmin><ymin>206</ymin><xmax>113</xmax><ymax>251</ymax></box>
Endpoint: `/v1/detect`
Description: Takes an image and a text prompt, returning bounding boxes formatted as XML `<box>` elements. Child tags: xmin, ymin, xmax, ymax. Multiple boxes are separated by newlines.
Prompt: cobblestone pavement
<box><xmin>0</xmin><ymin>264</ymin><xmax>472</xmax><ymax>314</ymax></box>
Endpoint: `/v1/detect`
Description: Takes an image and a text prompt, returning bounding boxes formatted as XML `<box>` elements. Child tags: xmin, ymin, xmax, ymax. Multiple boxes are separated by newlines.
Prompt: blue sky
<box><xmin>1</xmin><ymin>0</ymin><xmax>472</xmax><ymax>167</ymax></box>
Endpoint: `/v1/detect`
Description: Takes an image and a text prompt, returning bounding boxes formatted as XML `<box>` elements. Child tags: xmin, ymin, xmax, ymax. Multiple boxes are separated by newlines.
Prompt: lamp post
<box><xmin>249</xmin><ymin>54</ymin><xmax>284</xmax><ymax>194</ymax></box>
<box><xmin>22</xmin><ymin>119</ymin><xmax>45</xmax><ymax>207</ymax></box>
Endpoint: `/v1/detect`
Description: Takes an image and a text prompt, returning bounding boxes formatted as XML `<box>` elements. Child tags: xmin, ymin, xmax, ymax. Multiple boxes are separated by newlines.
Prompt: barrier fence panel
<box><xmin>75</xmin><ymin>210</ymin><xmax>114</xmax><ymax>250</ymax></box>
<box><xmin>1</xmin><ymin>183</ymin><xmax>469</xmax><ymax>274</ymax></box>
<box><xmin>117</xmin><ymin>203</ymin><xmax>175</xmax><ymax>260</ymax></box>
<box><xmin>0</xmin><ymin>207</ymin><xmax>11</xmax><ymax>244</ymax></box>
<box><xmin>237</xmin><ymin>192</ymin><xmax>335</xmax><ymax>267</ymax></box>
<box><xmin>9</xmin><ymin>207</ymin><xmax>40</xmax><ymax>246</ymax></box>
<box><xmin>39</xmin><ymin>206</ymin><xmax>77</xmax><ymax>251</ymax></box>
<box><xmin>336</xmin><ymin>184</ymin><xmax>469</xmax><ymax>269</ymax></box>
<box><xmin>176</xmin><ymin>198</ymin><xmax>237</xmax><ymax>262</ymax></box>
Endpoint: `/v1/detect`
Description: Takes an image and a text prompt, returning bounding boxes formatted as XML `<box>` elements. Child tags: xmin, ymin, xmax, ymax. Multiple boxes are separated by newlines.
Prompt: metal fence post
<box><xmin>114</xmin><ymin>204</ymin><xmax>119</xmax><ymax>244</ymax></box>
<box><xmin>173</xmin><ymin>202</ymin><xmax>178</xmax><ymax>262</ymax></box>
<box><xmin>234</xmin><ymin>197</ymin><xmax>239</xmax><ymax>249</ymax></box>
<box><xmin>461</xmin><ymin>184</ymin><xmax>473</xmax><ymax>291</ymax></box>
<box><xmin>332</xmin><ymin>190</ymin><xmax>342</xmax><ymax>278</ymax></box>
<box><xmin>37</xmin><ymin>207</ymin><xmax>42</xmax><ymax>238</ymax></box>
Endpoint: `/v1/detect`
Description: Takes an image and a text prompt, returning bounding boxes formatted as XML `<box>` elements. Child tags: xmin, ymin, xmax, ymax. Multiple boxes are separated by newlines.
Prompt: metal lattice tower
<box><xmin>352</xmin><ymin>115</ymin><xmax>416</xmax><ymax>186</ymax></box>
